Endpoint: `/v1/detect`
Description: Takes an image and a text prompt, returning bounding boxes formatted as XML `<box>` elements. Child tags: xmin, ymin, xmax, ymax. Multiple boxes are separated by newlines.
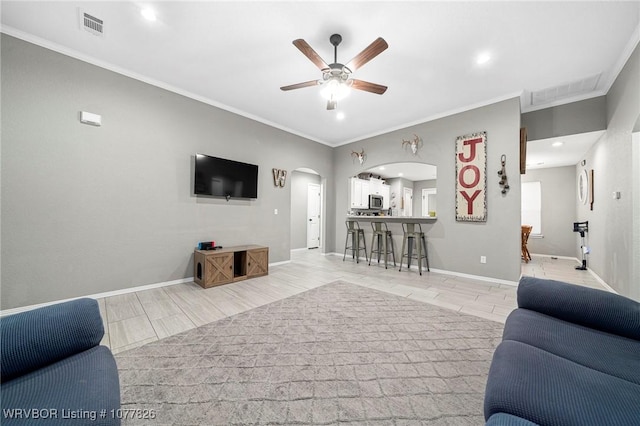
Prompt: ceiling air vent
<box><xmin>79</xmin><ymin>10</ymin><xmax>104</xmax><ymax>37</ymax></box>
<box><xmin>530</xmin><ymin>73</ymin><xmax>601</xmax><ymax>106</ymax></box>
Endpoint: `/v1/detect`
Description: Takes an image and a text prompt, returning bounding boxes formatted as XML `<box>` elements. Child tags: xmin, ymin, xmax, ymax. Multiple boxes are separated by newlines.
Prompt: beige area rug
<box><xmin>115</xmin><ymin>281</ymin><xmax>504</xmax><ymax>425</ymax></box>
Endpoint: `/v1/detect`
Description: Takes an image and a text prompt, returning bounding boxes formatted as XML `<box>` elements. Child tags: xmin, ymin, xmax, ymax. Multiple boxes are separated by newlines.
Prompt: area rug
<box><xmin>116</xmin><ymin>281</ymin><xmax>504</xmax><ymax>425</ymax></box>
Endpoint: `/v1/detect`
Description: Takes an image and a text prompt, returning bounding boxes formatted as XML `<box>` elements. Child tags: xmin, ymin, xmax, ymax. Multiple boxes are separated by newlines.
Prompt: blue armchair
<box><xmin>484</xmin><ymin>277</ymin><xmax>640</xmax><ymax>426</ymax></box>
<box><xmin>1</xmin><ymin>298</ymin><xmax>120</xmax><ymax>425</ymax></box>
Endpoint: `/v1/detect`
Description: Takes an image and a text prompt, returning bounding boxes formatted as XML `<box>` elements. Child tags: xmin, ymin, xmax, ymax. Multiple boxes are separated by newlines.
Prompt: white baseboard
<box><xmin>587</xmin><ymin>268</ymin><xmax>618</xmax><ymax>294</ymax></box>
<box><xmin>329</xmin><ymin>253</ymin><xmax>519</xmax><ymax>286</ymax></box>
<box><xmin>429</xmin><ymin>268</ymin><xmax>519</xmax><ymax>286</ymax></box>
<box><xmin>0</xmin><ymin>277</ymin><xmax>194</xmax><ymax>317</ymax></box>
<box><xmin>530</xmin><ymin>253</ymin><xmax>580</xmax><ymax>262</ymax></box>
<box><xmin>270</xmin><ymin>260</ymin><xmax>291</xmax><ymax>267</ymax></box>
<box><xmin>6</xmin><ymin>254</ymin><xmax>609</xmax><ymax>317</ymax></box>
<box><xmin>1</xmin><ymin>258</ymin><xmax>290</xmax><ymax>316</ymax></box>
<box><xmin>529</xmin><ymin>253</ymin><xmax>617</xmax><ymax>294</ymax></box>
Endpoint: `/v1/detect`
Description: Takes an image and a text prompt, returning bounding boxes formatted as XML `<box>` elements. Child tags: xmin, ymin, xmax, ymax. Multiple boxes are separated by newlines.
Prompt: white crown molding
<box><xmin>602</xmin><ymin>23</ymin><xmax>640</xmax><ymax>95</ymax></box>
<box><xmin>7</xmin><ymin>20</ymin><xmax>636</xmax><ymax>149</ymax></box>
<box><xmin>0</xmin><ymin>25</ymin><xmax>332</xmax><ymax>147</ymax></box>
<box><xmin>334</xmin><ymin>91</ymin><xmax>525</xmax><ymax>147</ymax></box>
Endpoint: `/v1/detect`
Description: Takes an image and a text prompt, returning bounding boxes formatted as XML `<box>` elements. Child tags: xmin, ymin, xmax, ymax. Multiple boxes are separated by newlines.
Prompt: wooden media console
<box><xmin>194</xmin><ymin>245</ymin><xmax>268</xmax><ymax>288</ymax></box>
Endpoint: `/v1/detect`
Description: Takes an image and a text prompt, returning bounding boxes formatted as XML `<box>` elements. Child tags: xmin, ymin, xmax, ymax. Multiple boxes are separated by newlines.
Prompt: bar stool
<box><xmin>343</xmin><ymin>220</ymin><xmax>368</xmax><ymax>263</ymax></box>
<box><xmin>399</xmin><ymin>222</ymin><xmax>430</xmax><ymax>275</ymax></box>
<box><xmin>369</xmin><ymin>221</ymin><xmax>396</xmax><ymax>269</ymax></box>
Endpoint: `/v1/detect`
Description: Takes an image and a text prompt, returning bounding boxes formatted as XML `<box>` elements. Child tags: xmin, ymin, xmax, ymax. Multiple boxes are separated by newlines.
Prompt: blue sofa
<box><xmin>484</xmin><ymin>276</ymin><xmax>640</xmax><ymax>426</ymax></box>
<box><xmin>1</xmin><ymin>298</ymin><xmax>121</xmax><ymax>425</ymax></box>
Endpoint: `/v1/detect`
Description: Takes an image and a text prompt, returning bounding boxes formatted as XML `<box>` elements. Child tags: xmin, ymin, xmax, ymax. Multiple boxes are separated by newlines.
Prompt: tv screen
<box><xmin>194</xmin><ymin>154</ymin><xmax>258</xmax><ymax>199</ymax></box>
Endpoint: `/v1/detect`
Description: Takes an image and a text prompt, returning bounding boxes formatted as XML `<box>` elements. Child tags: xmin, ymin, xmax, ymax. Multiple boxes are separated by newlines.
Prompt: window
<box><xmin>521</xmin><ymin>181</ymin><xmax>541</xmax><ymax>235</ymax></box>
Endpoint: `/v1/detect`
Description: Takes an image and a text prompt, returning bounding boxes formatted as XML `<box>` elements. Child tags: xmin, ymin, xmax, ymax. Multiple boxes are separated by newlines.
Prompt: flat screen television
<box><xmin>194</xmin><ymin>154</ymin><xmax>258</xmax><ymax>199</ymax></box>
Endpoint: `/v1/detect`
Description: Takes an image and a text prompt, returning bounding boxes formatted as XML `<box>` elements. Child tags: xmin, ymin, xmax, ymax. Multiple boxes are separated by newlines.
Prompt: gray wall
<box><xmin>521</xmin><ymin>166</ymin><xmax>577</xmax><ymax>257</ymax></box>
<box><xmin>290</xmin><ymin>171</ymin><xmax>321</xmax><ymax>250</ymax></box>
<box><xmin>522</xmin><ymin>96</ymin><xmax>607</xmax><ymax>141</ymax></box>
<box><xmin>0</xmin><ymin>35</ymin><xmax>334</xmax><ymax>309</ymax></box>
<box><xmin>575</xmin><ymin>44</ymin><xmax>640</xmax><ymax>300</ymax></box>
<box><xmin>334</xmin><ymin>98</ymin><xmax>522</xmax><ymax>282</ymax></box>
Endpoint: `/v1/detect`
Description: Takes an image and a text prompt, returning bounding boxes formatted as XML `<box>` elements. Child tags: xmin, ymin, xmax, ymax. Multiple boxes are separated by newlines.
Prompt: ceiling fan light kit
<box><xmin>320</xmin><ymin>78</ymin><xmax>351</xmax><ymax>102</ymax></box>
<box><xmin>281</xmin><ymin>33</ymin><xmax>388</xmax><ymax>111</ymax></box>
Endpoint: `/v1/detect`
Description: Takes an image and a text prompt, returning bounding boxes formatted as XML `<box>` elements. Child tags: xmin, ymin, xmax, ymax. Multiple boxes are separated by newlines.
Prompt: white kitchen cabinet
<box><xmin>349</xmin><ymin>178</ymin><xmax>370</xmax><ymax>209</ymax></box>
<box><xmin>369</xmin><ymin>178</ymin><xmax>383</xmax><ymax>195</ymax></box>
<box><xmin>368</xmin><ymin>178</ymin><xmax>390</xmax><ymax>210</ymax></box>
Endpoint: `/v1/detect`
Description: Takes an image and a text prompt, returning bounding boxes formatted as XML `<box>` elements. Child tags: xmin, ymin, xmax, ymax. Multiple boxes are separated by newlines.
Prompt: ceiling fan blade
<box><xmin>280</xmin><ymin>80</ymin><xmax>320</xmax><ymax>91</ymax></box>
<box><xmin>346</xmin><ymin>37</ymin><xmax>388</xmax><ymax>71</ymax></box>
<box><xmin>351</xmin><ymin>79</ymin><xmax>387</xmax><ymax>95</ymax></box>
<box><xmin>327</xmin><ymin>99</ymin><xmax>337</xmax><ymax>110</ymax></box>
<box><xmin>293</xmin><ymin>39</ymin><xmax>329</xmax><ymax>71</ymax></box>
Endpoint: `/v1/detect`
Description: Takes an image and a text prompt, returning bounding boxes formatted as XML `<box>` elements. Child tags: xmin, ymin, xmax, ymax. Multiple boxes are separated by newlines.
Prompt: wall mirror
<box><xmin>362</xmin><ymin>162</ymin><xmax>437</xmax><ymax>217</ymax></box>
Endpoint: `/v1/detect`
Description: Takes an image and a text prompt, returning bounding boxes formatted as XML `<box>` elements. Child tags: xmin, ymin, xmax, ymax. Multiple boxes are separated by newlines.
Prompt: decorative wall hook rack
<box><xmin>497</xmin><ymin>154</ymin><xmax>510</xmax><ymax>194</ymax></box>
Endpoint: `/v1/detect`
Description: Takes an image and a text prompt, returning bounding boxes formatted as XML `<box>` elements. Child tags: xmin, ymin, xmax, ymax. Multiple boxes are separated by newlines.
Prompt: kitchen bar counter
<box><xmin>347</xmin><ymin>215</ymin><xmax>437</xmax><ymax>221</ymax></box>
<box><xmin>345</xmin><ymin>215</ymin><xmax>435</xmax><ymax>272</ymax></box>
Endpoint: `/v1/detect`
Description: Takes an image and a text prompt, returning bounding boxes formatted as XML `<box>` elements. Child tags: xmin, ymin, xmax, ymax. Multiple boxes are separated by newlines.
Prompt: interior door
<box><xmin>307</xmin><ymin>183</ymin><xmax>321</xmax><ymax>248</ymax></box>
<box><xmin>403</xmin><ymin>187</ymin><xmax>413</xmax><ymax>217</ymax></box>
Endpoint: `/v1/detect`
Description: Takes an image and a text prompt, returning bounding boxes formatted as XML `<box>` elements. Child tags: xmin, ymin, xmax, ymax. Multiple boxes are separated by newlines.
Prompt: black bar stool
<box><xmin>343</xmin><ymin>220</ymin><xmax>368</xmax><ymax>263</ymax></box>
<box><xmin>369</xmin><ymin>221</ymin><xmax>396</xmax><ymax>268</ymax></box>
<box><xmin>399</xmin><ymin>222</ymin><xmax>430</xmax><ymax>275</ymax></box>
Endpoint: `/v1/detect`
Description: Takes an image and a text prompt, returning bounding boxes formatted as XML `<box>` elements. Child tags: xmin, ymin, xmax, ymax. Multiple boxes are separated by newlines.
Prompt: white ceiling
<box><xmin>526</xmin><ymin>131</ymin><xmax>606</xmax><ymax>170</ymax></box>
<box><xmin>365</xmin><ymin>162</ymin><xmax>438</xmax><ymax>182</ymax></box>
<box><xmin>2</xmin><ymin>1</ymin><xmax>639</xmax><ymax>159</ymax></box>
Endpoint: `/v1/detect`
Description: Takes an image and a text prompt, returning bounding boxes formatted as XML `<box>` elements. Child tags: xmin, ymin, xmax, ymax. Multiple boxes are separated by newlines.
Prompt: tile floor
<box><xmin>99</xmin><ymin>251</ymin><xmax>608</xmax><ymax>354</ymax></box>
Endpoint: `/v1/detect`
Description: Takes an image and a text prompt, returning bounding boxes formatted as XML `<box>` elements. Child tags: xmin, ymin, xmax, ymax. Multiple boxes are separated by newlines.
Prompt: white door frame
<box><xmin>403</xmin><ymin>187</ymin><xmax>413</xmax><ymax>217</ymax></box>
<box><xmin>307</xmin><ymin>183</ymin><xmax>321</xmax><ymax>249</ymax></box>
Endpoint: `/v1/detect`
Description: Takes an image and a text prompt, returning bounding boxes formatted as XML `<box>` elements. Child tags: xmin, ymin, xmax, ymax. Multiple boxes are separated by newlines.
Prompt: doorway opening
<box><xmin>290</xmin><ymin>169</ymin><xmax>324</xmax><ymax>253</ymax></box>
<box><xmin>307</xmin><ymin>183</ymin><xmax>321</xmax><ymax>249</ymax></box>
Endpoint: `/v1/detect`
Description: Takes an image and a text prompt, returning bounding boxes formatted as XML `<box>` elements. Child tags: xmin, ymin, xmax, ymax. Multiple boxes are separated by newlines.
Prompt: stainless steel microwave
<box><xmin>369</xmin><ymin>194</ymin><xmax>383</xmax><ymax>209</ymax></box>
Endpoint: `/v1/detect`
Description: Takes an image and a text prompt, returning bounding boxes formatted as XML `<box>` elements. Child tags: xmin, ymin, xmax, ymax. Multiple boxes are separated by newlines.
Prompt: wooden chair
<box><xmin>521</xmin><ymin>225</ymin><xmax>533</xmax><ymax>263</ymax></box>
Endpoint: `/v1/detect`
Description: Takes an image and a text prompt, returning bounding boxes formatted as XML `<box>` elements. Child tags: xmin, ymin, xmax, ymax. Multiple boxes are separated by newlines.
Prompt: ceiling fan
<box><xmin>280</xmin><ymin>34</ymin><xmax>388</xmax><ymax>110</ymax></box>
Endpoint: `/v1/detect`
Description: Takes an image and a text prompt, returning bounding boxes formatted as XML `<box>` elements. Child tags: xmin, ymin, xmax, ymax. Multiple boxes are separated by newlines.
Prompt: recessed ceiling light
<box><xmin>398</xmin><ymin>172</ymin><xmax>404</xmax><ymax>177</ymax></box>
<box><xmin>336</xmin><ymin>112</ymin><xmax>345</xmax><ymax>120</ymax></box>
<box><xmin>379</xmin><ymin>166</ymin><xmax>385</xmax><ymax>171</ymax></box>
<box><xmin>476</xmin><ymin>52</ymin><xmax>491</xmax><ymax>65</ymax></box>
<box><xmin>141</xmin><ymin>8</ymin><xmax>157</xmax><ymax>21</ymax></box>
<box><xmin>552</xmin><ymin>141</ymin><xmax>564</xmax><ymax>147</ymax></box>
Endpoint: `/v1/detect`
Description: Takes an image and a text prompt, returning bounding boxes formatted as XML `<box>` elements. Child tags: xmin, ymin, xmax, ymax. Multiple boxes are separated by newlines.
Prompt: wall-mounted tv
<box><xmin>194</xmin><ymin>154</ymin><xmax>258</xmax><ymax>199</ymax></box>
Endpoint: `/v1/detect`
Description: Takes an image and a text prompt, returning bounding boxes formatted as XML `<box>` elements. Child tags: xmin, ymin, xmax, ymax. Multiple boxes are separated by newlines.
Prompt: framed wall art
<box><xmin>455</xmin><ymin>131</ymin><xmax>487</xmax><ymax>222</ymax></box>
